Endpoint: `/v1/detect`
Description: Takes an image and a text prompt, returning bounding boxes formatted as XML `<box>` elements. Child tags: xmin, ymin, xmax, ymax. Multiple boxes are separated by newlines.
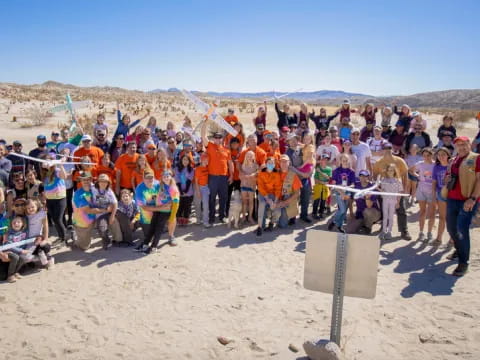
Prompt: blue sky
<box><xmin>0</xmin><ymin>0</ymin><xmax>479</xmax><ymax>96</ymax></box>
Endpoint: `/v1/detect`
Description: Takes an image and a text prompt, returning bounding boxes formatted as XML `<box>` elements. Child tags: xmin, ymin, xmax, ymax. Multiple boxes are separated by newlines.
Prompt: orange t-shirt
<box><xmin>238</xmin><ymin>147</ymin><xmax>267</xmax><ymax>167</ymax></box>
<box><xmin>74</xmin><ymin>146</ymin><xmax>105</xmax><ymax>167</ymax></box>
<box><xmin>206</xmin><ymin>142</ymin><xmax>231</xmax><ymax>176</ymax></box>
<box><xmin>267</xmin><ymin>148</ymin><xmax>281</xmax><ymax>169</ymax></box>
<box><xmin>257</xmin><ymin>171</ymin><xmax>282</xmax><ymax>198</ymax></box>
<box><xmin>114</xmin><ymin>153</ymin><xmax>139</xmax><ymax>189</ymax></box>
<box><xmin>152</xmin><ymin>160</ymin><xmax>171</xmax><ymax>180</ymax></box>
<box><xmin>230</xmin><ymin>149</ymin><xmax>241</xmax><ymax>181</ymax></box>
<box><xmin>146</xmin><ymin>153</ymin><xmax>156</xmax><ymax>166</ymax></box>
<box><xmin>259</xmin><ymin>141</ymin><xmax>271</xmax><ymax>154</ymax></box>
<box><xmin>224</xmin><ymin>133</ymin><xmax>245</xmax><ymax>148</ymax></box>
<box><xmin>224</xmin><ymin>115</ymin><xmax>239</xmax><ymax>126</ymax></box>
<box><xmin>194</xmin><ymin>165</ymin><xmax>209</xmax><ymax>186</ymax></box>
<box><xmin>279</xmin><ymin>171</ymin><xmax>302</xmax><ymax>192</ymax></box>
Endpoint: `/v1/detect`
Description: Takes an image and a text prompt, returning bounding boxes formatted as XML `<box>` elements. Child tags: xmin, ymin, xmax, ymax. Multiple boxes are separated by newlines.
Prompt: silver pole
<box><xmin>330</xmin><ymin>232</ymin><xmax>348</xmax><ymax>345</ymax></box>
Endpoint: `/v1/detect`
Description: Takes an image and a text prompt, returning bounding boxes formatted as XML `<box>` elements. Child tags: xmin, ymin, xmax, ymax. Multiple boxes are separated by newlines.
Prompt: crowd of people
<box><xmin>1</xmin><ymin>100</ymin><xmax>480</xmax><ymax>282</ymax></box>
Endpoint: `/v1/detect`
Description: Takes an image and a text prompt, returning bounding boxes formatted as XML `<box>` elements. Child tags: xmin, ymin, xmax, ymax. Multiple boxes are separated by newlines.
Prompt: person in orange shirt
<box><xmin>97</xmin><ymin>153</ymin><xmax>116</xmax><ymax>190</ymax></box>
<box><xmin>151</xmin><ymin>147</ymin><xmax>171</xmax><ymax>180</ymax></box>
<box><xmin>224</xmin><ymin>108</ymin><xmax>239</xmax><ymax>126</ymax></box>
<box><xmin>238</xmin><ymin>134</ymin><xmax>267</xmax><ymax>168</ymax></box>
<box><xmin>72</xmin><ymin>156</ymin><xmax>98</xmax><ymax>189</ymax></box>
<box><xmin>275</xmin><ymin>154</ymin><xmax>302</xmax><ymax>228</ymax></box>
<box><xmin>194</xmin><ymin>153</ymin><xmax>210</xmax><ymax>227</ymax></box>
<box><xmin>114</xmin><ymin>141</ymin><xmax>139</xmax><ymax>195</ymax></box>
<box><xmin>256</xmin><ymin>157</ymin><xmax>282</xmax><ymax>237</ymax></box>
<box><xmin>267</xmin><ymin>139</ymin><xmax>282</xmax><ymax>168</ymax></box>
<box><xmin>223</xmin><ymin>123</ymin><xmax>245</xmax><ymax>149</ymax></box>
<box><xmin>201</xmin><ymin>119</ymin><xmax>234</xmax><ymax>224</ymax></box>
<box><xmin>259</xmin><ymin>132</ymin><xmax>273</xmax><ymax>153</ymax></box>
<box><xmin>227</xmin><ymin>138</ymin><xmax>242</xmax><ymax>216</ymax></box>
<box><xmin>145</xmin><ymin>143</ymin><xmax>157</xmax><ymax>166</ymax></box>
<box><xmin>131</xmin><ymin>154</ymin><xmax>152</xmax><ymax>190</ymax></box>
<box><xmin>74</xmin><ymin>135</ymin><xmax>105</xmax><ymax>168</ymax></box>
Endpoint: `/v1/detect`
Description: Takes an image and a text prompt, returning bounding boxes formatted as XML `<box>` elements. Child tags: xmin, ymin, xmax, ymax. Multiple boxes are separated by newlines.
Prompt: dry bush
<box><xmin>20</xmin><ymin>105</ymin><xmax>53</xmax><ymax>127</ymax></box>
<box><xmin>76</xmin><ymin>114</ymin><xmax>95</xmax><ymax>136</ymax></box>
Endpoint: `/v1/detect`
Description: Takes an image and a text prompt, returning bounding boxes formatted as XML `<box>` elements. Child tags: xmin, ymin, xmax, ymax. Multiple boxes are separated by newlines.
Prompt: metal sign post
<box><xmin>329</xmin><ymin>233</ymin><xmax>348</xmax><ymax>345</ymax></box>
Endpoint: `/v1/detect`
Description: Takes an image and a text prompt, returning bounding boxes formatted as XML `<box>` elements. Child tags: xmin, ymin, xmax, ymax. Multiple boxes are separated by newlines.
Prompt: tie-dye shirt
<box><xmin>156</xmin><ymin>183</ymin><xmax>180</xmax><ymax>212</ymax></box>
<box><xmin>73</xmin><ymin>187</ymin><xmax>96</xmax><ymax>228</ymax></box>
<box><xmin>135</xmin><ymin>181</ymin><xmax>160</xmax><ymax>224</ymax></box>
<box><xmin>43</xmin><ymin>168</ymin><xmax>66</xmax><ymax>200</ymax></box>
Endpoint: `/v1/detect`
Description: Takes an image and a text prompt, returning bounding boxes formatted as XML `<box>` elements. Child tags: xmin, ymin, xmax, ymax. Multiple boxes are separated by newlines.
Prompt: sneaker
<box><xmin>70</xmin><ymin>230</ymin><xmax>77</xmax><ymax>246</ymax></box>
<box><xmin>204</xmin><ymin>223</ymin><xmax>212</xmax><ymax>229</ymax></box>
<box><xmin>264</xmin><ymin>222</ymin><xmax>274</xmax><ymax>232</ymax></box>
<box><xmin>143</xmin><ymin>246</ymin><xmax>153</xmax><ymax>254</ymax></box>
<box><xmin>134</xmin><ymin>244</ymin><xmax>148</xmax><ymax>252</ymax></box>
<box><xmin>326</xmin><ymin>207</ymin><xmax>331</xmax><ymax>215</ymax></box>
<box><xmin>168</xmin><ymin>237</ymin><xmax>178</xmax><ymax>246</ymax></box>
<box><xmin>256</xmin><ymin>227</ymin><xmax>262</xmax><ymax>237</ymax></box>
<box><xmin>452</xmin><ymin>263</ymin><xmax>469</xmax><ymax>277</ymax></box>
<box><xmin>301</xmin><ymin>217</ymin><xmax>312</xmax><ymax>224</ymax></box>
<box><xmin>47</xmin><ymin>257</ymin><xmax>55</xmax><ymax>269</ymax></box>
<box><xmin>337</xmin><ymin>226</ymin><xmax>346</xmax><ymax>234</ymax></box>
<box><xmin>379</xmin><ymin>232</ymin><xmax>385</xmax><ymax>241</ymax></box>
<box><xmin>14</xmin><ymin>273</ymin><xmax>23</xmax><ymax>279</ymax></box>
<box><xmin>417</xmin><ymin>232</ymin><xmax>425</xmax><ymax>242</ymax></box>
<box><xmin>38</xmin><ymin>251</ymin><xmax>48</xmax><ymax>266</ymax></box>
<box><xmin>195</xmin><ymin>219</ymin><xmax>202</xmax><ymax>225</ymax></box>
<box><xmin>447</xmin><ymin>251</ymin><xmax>458</xmax><ymax>260</ymax></box>
<box><xmin>401</xmin><ymin>231</ymin><xmax>412</xmax><ymax>241</ymax></box>
<box><xmin>7</xmin><ymin>276</ymin><xmax>16</xmax><ymax>283</ymax></box>
<box><xmin>288</xmin><ymin>218</ymin><xmax>296</xmax><ymax>226</ymax></box>
<box><xmin>327</xmin><ymin>222</ymin><xmax>335</xmax><ymax>231</ymax></box>
<box><xmin>384</xmin><ymin>232</ymin><xmax>392</xmax><ymax>241</ymax></box>
<box><xmin>426</xmin><ymin>232</ymin><xmax>433</xmax><ymax>242</ymax></box>
<box><xmin>219</xmin><ymin>218</ymin><xmax>228</xmax><ymax>224</ymax></box>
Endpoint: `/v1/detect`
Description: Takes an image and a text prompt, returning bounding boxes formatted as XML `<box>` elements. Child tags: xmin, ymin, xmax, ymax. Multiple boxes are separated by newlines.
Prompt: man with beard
<box><xmin>28</xmin><ymin>135</ymin><xmax>49</xmax><ymax>177</ymax></box>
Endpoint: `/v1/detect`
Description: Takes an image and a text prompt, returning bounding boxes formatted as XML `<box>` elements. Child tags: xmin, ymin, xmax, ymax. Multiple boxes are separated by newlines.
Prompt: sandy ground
<box><xmin>0</xmin><ymin>99</ymin><xmax>479</xmax><ymax>359</ymax></box>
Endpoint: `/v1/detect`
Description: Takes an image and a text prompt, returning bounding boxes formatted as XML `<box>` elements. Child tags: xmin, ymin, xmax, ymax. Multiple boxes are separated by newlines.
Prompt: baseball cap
<box><xmin>51</xmin><ymin>131</ymin><xmax>60</xmax><ymax>136</ymax></box>
<box><xmin>290</xmin><ymin>123</ymin><xmax>298</xmax><ymax>128</ymax></box>
<box><xmin>321</xmin><ymin>153</ymin><xmax>331</xmax><ymax>159</ymax></box>
<box><xmin>374</xmin><ymin>125</ymin><xmax>382</xmax><ymax>130</ymax></box>
<box><xmin>143</xmin><ymin>169</ymin><xmax>155</xmax><ymax>178</ymax></box>
<box><xmin>351</xmin><ymin>127</ymin><xmax>361</xmax><ymax>134</ymax></box>
<box><xmin>359</xmin><ymin>169</ymin><xmax>370</xmax><ymax>177</ymax></box>
<box><xmin>279</xmin><ymin>154</ymin><xmax>290</xmax><ymax>161</ymax></box>
<box><xmin>343</xmin><ymin>99</ymin><xmax>350</xmax><ymax>104</ymax></box>
<box><xmin>81</xmin><ymin>134</ymin><xmax>92</xmax><ymax>142</ymax></box>
<box><xmin>78</xmin><ymin>171</ymin><xmax>93</xmax><ymax>180</ymax></box>
<box><xmin>280</xmin><ymin>126</ymin><xmax>290</xmax><ymax>133</ymax></box>
<box><xmin>440</xmin><ymin>130</ymin><xmax>454</xmax><ymax>138</ymax></box>
<box><xmin>411</xmin><ymin>111</ymin><xmax>421</xmax><ymax>117</ymax></box>
<box><xmin>342</xmin><ymin>139</ymin><xmax>351</xmax><ymax>145</ymax></box>
<box><xmin>13</xmin><ymin>140</ymin><xmax>22</xmax><ymax>146</ymax></box>
<box><xmin>453</xmin><ymin>136</ymin><xmax>470</xmax><ymax>144</ymax></box>
<box><xmin>382</xmin><ymin>142</ymin><xmax>393</xmax><ymax>149</ymax></box>
<box><xmin>395</xmin><ymin>121</ymin><xmax>404</xmax><ymax>127</ymax></box>
<box><xmin>329</xmin><ymin>126</ymin><xmax>338</xmax><ymax>132</ymax></box>
<box><xmin>37</xmin><ymin>134</ymin><xmax>47</xmax><ymax>140</ymax></box>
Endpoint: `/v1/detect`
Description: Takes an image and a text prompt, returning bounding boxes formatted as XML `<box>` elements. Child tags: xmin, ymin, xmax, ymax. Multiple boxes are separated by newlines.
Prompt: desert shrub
<box><xmin>20</xmin><ymin>105</ymin><xmax>53</xmax><ymax>127</ymax></box>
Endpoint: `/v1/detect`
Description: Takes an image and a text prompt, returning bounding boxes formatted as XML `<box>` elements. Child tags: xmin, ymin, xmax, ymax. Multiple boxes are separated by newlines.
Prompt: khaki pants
<box><xmin>345</xmin><ymin>208</ymin><xmax>381</xmax><ymax>234</ymax></box>
<box><xmin>74</xmin><ymin>225</ymin><xmax>94</xmax><ymax>250</ymax></box>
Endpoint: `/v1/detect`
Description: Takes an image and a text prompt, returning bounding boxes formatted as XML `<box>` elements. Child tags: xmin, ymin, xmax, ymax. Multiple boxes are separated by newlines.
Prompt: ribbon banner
<box><xmin>0</xmin><ymin>238</ymin><xmax>36</xmax><ymax>252</ymax></box>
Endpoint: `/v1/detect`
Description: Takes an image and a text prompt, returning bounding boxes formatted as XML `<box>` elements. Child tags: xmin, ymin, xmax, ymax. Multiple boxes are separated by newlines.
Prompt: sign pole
<box><xmin>330</xmin><ymin>233</ymin><xmax>348</xmax><ymax>345</ymax></box>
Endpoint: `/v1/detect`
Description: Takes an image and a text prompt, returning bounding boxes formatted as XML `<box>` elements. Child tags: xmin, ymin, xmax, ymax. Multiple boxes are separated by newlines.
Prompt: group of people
<box><xmin>0</xmin><ymin>100</ymin><xmax>479</xmax><ymax>282</ymax></box>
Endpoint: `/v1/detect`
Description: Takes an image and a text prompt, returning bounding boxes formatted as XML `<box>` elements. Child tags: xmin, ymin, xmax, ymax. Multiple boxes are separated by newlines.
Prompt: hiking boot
<box><xmin>256</xmin><ymin>227</ymin><xmax>262</xmax><ymax>237</ymax></box>
<box><xmin>401</xmin><ymin>231</ymin><xmax>412</xmax><ymax>240</ymax></box>
<box><xmin>134</xmin><ymin>243</ymin><xmax>148</xmax><ymax>252</ymax></box>
<box><xmin>452</xmin><ymin>263</ymin><xmax>468</xmax><ymax>277</ymax></box>
<box><xmin>301</xmin><ymin>217</ymin><xmax>312</xmax><ymax>223</ymax></box>
<box><xmin>204</xmin><ymin>223</ymin><xmax>212</xmax><ymax>229</ymax></box>
<box><xmin>288</xmin><ymin>218</ymin><xmax>296</xmax><ymax>226</ymax></box>
<box><xmin>143</xmin><ymin>246</ymin><xmax>153</xmax><ymax>255</ymax></box>
<box><xmin>264</xmin><ymin>222</ymin><xmax>274</xmax><ymax>232</ymax></box>
<box><xmin>417</xmin><ymin>232</ymin><xmax>425</xmax><ymax>242</ymax></box>
<box><xmin>337</xmin><ymin>226</ymin><xmax>346</xmax><ymax>234</ymax></box>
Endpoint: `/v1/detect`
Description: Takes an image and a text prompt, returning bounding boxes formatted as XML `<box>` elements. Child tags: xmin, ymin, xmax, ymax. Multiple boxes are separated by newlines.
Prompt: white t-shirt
<box><xmin>316</xmin><ymin>144</ymin><xmax>339</xmax><ymax>163</ymax></box>
<box><xmin>351</xmin><ymin>142</ymin><xmax>372</xmax><ymax>176</ymax></box>
<box><xmin>27</xmin><ymin>210</ymin><xmax>46</xmax><ymax>238</ymax></box>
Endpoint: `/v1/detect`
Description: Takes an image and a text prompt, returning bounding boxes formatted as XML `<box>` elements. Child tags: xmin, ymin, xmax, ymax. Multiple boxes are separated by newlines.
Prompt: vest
<box><xmin>281</xmin><ymin>171</ymin><xmax>299</xmax><ymax>218</ymax></box>
<box><xmin>459</xmin><ymin>152</ymin><xmax>479</xmax><ymax>198</ymax></box>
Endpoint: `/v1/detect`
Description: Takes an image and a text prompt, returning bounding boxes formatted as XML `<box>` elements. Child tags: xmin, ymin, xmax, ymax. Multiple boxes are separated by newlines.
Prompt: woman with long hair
<box><xmin>131</xmin><ymin>154</ymin><xmax>152</xmax><ymax>190</ymax></box>
<box><xmin>431</xmin><ymin>148</ymin><xmax>451</xmax><ymax>246</ymax></box>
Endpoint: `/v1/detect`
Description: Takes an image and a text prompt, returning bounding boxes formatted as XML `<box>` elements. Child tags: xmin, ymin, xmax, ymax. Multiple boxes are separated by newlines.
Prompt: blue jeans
<box><xmin>199</xmin><ymin>185</ymin><xmax>210</xmax><ymax>225</ymax></box>
<box><xmin>446</xmin><ymin>198</ymin><xmax>479</xmax><ymax>265</ymax></box>
<box><xmin>208</xmin><ymin>175</ymin><xmax>228</xmax><ymax>223</ymax></box>
<box><xmin>258</xmin><ymin>194</ymin><xmax>276</xmax><ymax>228</ymax></box>
<box><xmin>333</xmin><ymin>192</ymin><xmax>348</xmax><ymax>228</ymax></box>
<box><xmin>299</xmin><ymin>178</ymin><xmax>311</xmax><ymax>219</ymax></box>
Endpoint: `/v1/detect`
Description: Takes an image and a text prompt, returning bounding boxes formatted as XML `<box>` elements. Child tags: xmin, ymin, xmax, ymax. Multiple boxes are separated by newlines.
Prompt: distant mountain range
<box><xmin>1</xmin><ymin>81</ymin><xmax>479</xmax><ymax>109</ymax></box>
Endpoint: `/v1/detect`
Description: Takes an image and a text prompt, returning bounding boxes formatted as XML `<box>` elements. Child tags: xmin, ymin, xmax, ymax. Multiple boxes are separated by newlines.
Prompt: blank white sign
<box><xmin>303</xmin><ymin>230</ymin><xmax>380</xmax><ymax>299</ymax></box>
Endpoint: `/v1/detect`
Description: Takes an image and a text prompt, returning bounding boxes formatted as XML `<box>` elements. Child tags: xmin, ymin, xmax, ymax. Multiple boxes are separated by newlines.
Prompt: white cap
<box><xmin>81</xmin><ymin>134</ymin><xmax>92</xmax><ymax>142</ymax></box>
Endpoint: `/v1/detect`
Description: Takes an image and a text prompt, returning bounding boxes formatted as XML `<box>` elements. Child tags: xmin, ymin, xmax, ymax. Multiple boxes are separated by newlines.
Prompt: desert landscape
<box><xmin>0</xmin><ymin>81</ymin><xmax>479</xmax><ymax>360</ymax></box>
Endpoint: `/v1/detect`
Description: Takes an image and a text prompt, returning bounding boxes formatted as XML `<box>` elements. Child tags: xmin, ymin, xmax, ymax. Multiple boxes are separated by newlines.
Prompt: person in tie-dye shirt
<box><xmin>134</xmin><ymin>169</ymin><xmax>160</xmax><ymax>242</ymax></box>
<box><xmin>41</xmin><ymin>152</ymin><xmax>67</xmax><ymax>246</ymax></box>
<box><xmin>72</xmin><ymin>172</ymin><xmax>106</xmax><ymax>250</ymax></box>
<box><xmin>135</xmin><ymin>169</ymin><xmax>179</xmax><ymax>254</ymax></box>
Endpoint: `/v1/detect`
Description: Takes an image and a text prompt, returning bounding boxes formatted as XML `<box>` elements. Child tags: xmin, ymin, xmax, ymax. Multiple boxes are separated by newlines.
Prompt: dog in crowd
<box><xmin>228</xmin><ymin>190</ymin><xmax>242</xmax><ymax>229</ymax></box>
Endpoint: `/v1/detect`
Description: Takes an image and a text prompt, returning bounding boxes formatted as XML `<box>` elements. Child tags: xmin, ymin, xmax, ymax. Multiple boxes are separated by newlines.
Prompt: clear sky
<box><xmin>1</xmin><ymin>0</ymin><xmax>479</xmax><ymax>96</ymax></box>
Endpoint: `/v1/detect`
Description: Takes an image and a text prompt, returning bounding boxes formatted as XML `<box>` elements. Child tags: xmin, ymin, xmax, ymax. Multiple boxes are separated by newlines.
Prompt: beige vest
<box><xmin>281</xmin><ymin>171</ymin><xmax>299</xmax><ymax>218</ymax></box>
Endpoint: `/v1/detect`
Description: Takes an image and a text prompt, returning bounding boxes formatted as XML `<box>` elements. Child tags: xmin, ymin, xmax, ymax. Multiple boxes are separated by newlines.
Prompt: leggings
<box><xmin>7</xmin><ymin>252</ymin><xmax>25</xmax><ymax>277</ymax></box>
<box><xmin>143</xmin><ymin>212</ymin><xmax>171</xmax><ymax>248</ymax></box>
<box><xmin>177</xmin><ymin>196</ymin><xmax>193</xmax><ymax>219</ymax></box>
<box><xmin>46</xmin><ymin>198</ymin><xmax>67</xmax><ymax>240</ymax></box>
<box><xmin>382</xmin><ymin>198</ymin><xmax>396</xmax><ymax>233</ymax></box>
<box><xmin>64</xmin><ymin>187</ymin><xmax>74</xmax><ymax>227</ymax></box>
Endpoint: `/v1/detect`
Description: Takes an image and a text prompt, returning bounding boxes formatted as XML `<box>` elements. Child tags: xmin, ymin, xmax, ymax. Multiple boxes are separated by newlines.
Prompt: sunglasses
<box><xmin>14</xmin><ymin>203</ymin><xmax>25</xmax><ymax>207</ymax></box>
<box><xmin>98</xmin><ymin>134</ymin><xmax>105</xmax><ymax>137</ymax></box>
<box><xmin>162</xmin><ymin>173</ymin><xmax>172</xmax><ymax>177</ymax></box>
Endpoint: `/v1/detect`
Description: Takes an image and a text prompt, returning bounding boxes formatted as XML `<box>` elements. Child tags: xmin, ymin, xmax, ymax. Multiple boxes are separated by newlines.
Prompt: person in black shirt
<box><xmin>309</xmin><ymin>108</ymin><xmax>339</xmax><ymax>131</ymax></box>
<box><xmin>275</xmin><ymin>102</ymin><xmax>296</xmax><ymax>130</ymax></box>
<box><xmin>28</xmin><ymin>135</ymin><xmax>48</xmax><ymax>178</ymax></box>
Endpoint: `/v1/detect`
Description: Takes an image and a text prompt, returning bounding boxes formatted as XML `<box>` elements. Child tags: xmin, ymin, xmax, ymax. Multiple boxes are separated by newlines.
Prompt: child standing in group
<box><xmin>410</xmin><ymin>148</ymin><xmax>436</xmax><ymax>242</ymax></box>
<box><xmin>25</xmin><ymin>199</ymin><xmax>53</xmax><ymax>267</ymax></box>
<box><xmin>328</xmin><ymin>154</ymin><xmax>356</xmax><ymax>233</ymax></box>
<box><xmin>361</xmin><ymin>103</ymin><xmax>378</xmax><ymax>126</ymax></box>
<box><xmin>379</xmin><ymin>164</ymin><xmax>403</xmax><ymax>240</ymax></box>
<box><xmin>312</xmin><ymin>154</ymin><xmax>332</xmax><ymax>219</ymax></box>
<box><xmin>436</xmin><ymin>114</ymin><xmax>457</xmax><ymax>146</ymax></box>
<box><xmin>116</xmin><ymin>189</ymin><xmax>139</xmax><ymax>246</ymax></box>
<box><xmin>94</xmin><ymin>113</ymin><xmax>109</xmax><ymax>139</ymax></box>
<box><xmin>194</xmin><ymin>154</ymin><xmax>210</xmax><ymax>228</ymax></box>
<box><xmin>175</xmin><ymin>155</ymin><xmax>194</xmax><ymax>226</ymax></box>
<box><xmin>431</xmin><ymin>148</ymin><xmax>451</xmax><ymax>246</ymax></box>
<box><xmin>166</xmin><ymin>121</ymin><xmax>177</xmax><ymax>138</ymax></box>
<box><xmin>338</xmin><ymin>117</ymin><xmax>353</xmax><ymax>141</ymax></box>
<box><xmin>240</xmin><ymin>151</ymin><xmax>259</xmax><ymax>225</ymax></box>
<box><xmin>405</xmin><ymin>144</ymin><xmax>422</xmax><ymax>206</ymax></box>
